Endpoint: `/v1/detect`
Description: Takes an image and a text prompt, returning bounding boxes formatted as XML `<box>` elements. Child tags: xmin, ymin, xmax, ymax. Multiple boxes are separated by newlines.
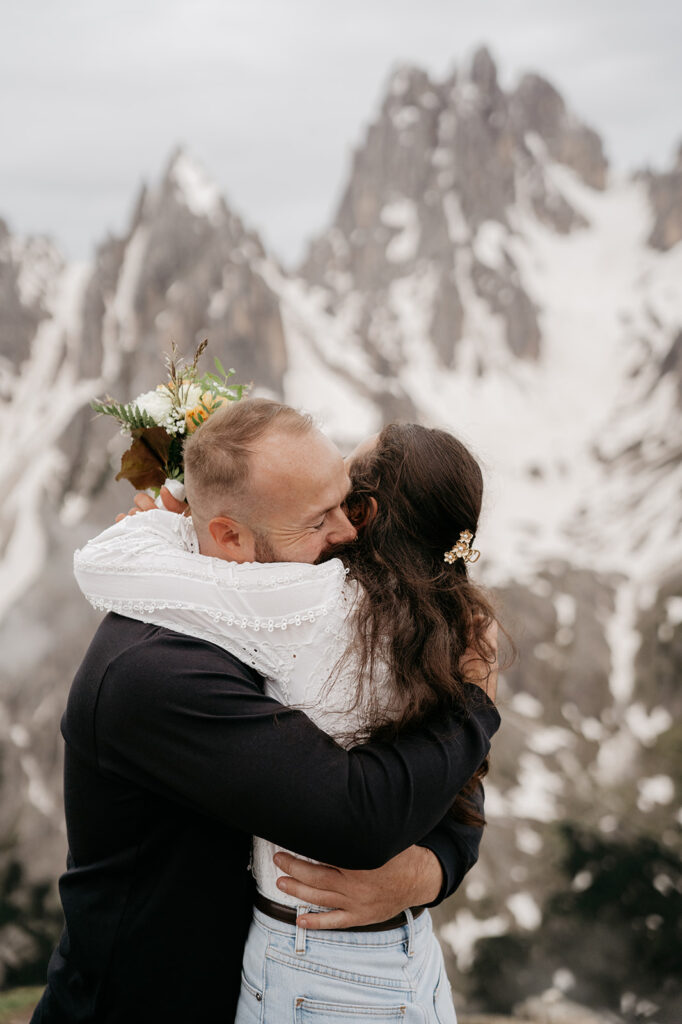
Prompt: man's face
<box><xmin>244</xmin><ymin>427</ymin><xmax>357</xmax><ymax>564</ymax></box>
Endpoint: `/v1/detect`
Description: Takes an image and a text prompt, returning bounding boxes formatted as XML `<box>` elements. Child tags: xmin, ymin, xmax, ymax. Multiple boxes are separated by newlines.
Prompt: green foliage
<box><xmin>196</xmin><ymin>359</ymin><xmax>249</xmax><ymax>402</ymax></box>
<box><xmin>90</xmin><ymin>399</ymin><xmax>158</xmax><ymax>431</ymax></box>
<box><xmin>0</xmin><ymin>986</ymin><xmax>44</xmax><ymax>1020</ymax></box>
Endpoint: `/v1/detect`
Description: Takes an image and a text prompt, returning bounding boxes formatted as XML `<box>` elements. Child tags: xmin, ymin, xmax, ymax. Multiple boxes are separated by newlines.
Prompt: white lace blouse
<box><xmin>74</xmin><ymin>510</ymin><xmax>390</xmax><ymax>909</ymax></box>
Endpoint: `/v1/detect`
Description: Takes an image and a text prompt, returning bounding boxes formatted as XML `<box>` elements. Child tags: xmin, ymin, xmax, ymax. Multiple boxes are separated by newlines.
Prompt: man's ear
<box><xmin>207</xmin><ymin>516</ymin><xmax>255</xmax><ymax>561</ymax></box>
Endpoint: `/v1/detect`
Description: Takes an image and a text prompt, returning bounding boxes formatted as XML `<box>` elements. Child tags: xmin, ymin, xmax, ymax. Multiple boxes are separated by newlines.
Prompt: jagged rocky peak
<box><xmin>468</xmin><ymin>44</ymin><xmax>499</xmax><ymax>94</ymax></box>
<box><xmin>442</xmin><ymin>46</ymin><xmax>519</xmax><ymax>230</ymax></box>
<box><xmin>512</xmin><ymin>72</ymin><xmax>608</xmax><ymax>190</ymax></box>
<box><xmin>302</xmin><ymin>45</ymin><xmax>608</xmax><ymax>286</ymax></box>
<box><xmin>65</xmin><ymin>146</ymin><xmax>290</xmax><ymax>501</ymax></box>
<box><xmin>86</xmin><ymin>146</ymin><xmax>287</xmax><ymax>400</ymax></box>
<box><xmin>164</xmin><ymin>147</ymin><xmax>226</xmax><ymax>223</ymax></box>
<box><xmin>316</xmin><ymin>63</ymin><xmax>443</xmax><ymax>288</ymax></box>
<box><xmin>134</xmin><ymin>146</ymin><xmax>264</xmax><ymax>258</ymax></box>
<box><xmin>300</xmin><ymin>47</ymin><xmax>553</xmax><ymax>365</ymax></box>
<box><xmin>646</xmin><ymin>141</ymin><xmax>682</xmax><ymax>251</ymax></box>
<box><xmin>0</xmin><ymin>217</ymin><xmax>65</xmax><ymax>367</ymax></box>
<box><xmin>447</xmin><ymin>49</ymin><xmax>595</xmax><ymax>235</ymax></box>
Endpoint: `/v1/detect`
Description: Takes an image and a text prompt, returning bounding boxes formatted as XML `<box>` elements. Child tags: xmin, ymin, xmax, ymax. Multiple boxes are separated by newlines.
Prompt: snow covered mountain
<box><xmin>0</xmin><ymin>48</ymin><xmax>679</xmax><ymax>1019</ymax></box>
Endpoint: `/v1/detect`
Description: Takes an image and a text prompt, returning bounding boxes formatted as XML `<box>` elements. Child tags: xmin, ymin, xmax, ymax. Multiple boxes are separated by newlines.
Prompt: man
<box><xmin>32</xmin><ymin>399</ymin><xmax>499</xmax><ymax>1023</ymax></box>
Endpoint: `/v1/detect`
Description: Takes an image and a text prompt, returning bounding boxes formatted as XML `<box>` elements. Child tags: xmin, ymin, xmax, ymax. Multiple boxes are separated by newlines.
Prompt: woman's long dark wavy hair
<box><xmin>338</xmin><ymin>423</ymin><xmax>499</xmax><ymax>827</ymax></box>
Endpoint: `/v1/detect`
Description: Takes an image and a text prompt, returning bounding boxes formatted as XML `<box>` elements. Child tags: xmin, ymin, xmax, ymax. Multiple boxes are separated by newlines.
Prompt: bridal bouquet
<box><xmin>92</xmin><ymin>340</ymin><xmax>248</xmax><ymax>495</ymax></box>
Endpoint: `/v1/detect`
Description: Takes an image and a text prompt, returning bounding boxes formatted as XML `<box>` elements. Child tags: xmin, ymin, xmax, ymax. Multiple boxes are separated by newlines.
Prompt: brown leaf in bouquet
<box><xmin>115</xmin><ymin>427</ymin><xmax>173</xmax><ymax>490</ymax></box>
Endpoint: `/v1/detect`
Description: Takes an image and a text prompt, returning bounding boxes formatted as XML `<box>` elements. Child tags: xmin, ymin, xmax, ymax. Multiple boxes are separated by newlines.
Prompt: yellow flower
<box><xmin>201</xmin><ymin>391</ymin><xmax>228</xmax><ymax>413</ymax></box>
<box><xmin>185</xmin><ymin>405</ymin><xmax>209</xmax><ymax>434</ymax></box>
<box><xmin>185</xmin><ymin>394</ymin><xmax>229</xmax><ymax>434</ymax></box>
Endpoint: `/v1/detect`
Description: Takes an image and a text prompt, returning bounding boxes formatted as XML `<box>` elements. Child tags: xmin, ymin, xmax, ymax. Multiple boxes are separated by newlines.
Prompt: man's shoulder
<box><xmin>77</xmin><ymin>614</ymin><xmax>263</xmax><ymax>699</ymax></box>
<box><xmin>64</xmin><ymin>614</ymin><xmax>268</xmax><ymax>763</ymax></box>
<box><xmin>99</xmin><ymin>612</ymin><xmax>261</xmax><ymax>677</ymax></box>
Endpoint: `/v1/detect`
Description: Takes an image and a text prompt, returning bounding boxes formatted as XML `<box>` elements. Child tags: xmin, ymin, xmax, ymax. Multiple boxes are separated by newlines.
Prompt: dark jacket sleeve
<box><xmin>417</xmin><ymin>781</ymin><xmax>485</xmax><ymax>906</ymax></box>
<box><xmin>90</xmin><ymin>630</ymin><xmax>500</xmax><ymax>871</ymax></box>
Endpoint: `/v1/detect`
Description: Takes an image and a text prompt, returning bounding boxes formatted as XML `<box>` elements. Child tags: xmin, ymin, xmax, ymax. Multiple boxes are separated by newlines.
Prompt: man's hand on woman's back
<box><xmin>272</xmin><ymin>845</ymin><xmax>443</xmax><ymax>929</ymax></box>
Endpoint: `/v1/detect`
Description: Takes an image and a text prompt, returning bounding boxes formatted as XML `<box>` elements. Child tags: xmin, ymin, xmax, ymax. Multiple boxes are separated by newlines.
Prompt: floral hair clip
<box><xmin>444</xmin><ymin>529</ymin><xmax>480</xmax><ymax>565</ymax></box>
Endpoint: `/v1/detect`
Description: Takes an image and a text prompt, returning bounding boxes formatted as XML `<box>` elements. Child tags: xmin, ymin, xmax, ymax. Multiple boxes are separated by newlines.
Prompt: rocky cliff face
<box><xmin>300</xmin><ymin>47</ymin><xmax>609</xmax><ymax>385</ymax></box>
<box><xmin>646</xmin><ymin>144</ymin><xmax>682</xmax><ymax>251</ymax></box>
<box><xmin>0</xmin><ymin>220</ymin><xmax>64</xmax><ymax>369</ymax></box>
<box><xmin>0</xmin><ymin>49</ymin><xmax>680</xmax><ymax>1021</ymax></box>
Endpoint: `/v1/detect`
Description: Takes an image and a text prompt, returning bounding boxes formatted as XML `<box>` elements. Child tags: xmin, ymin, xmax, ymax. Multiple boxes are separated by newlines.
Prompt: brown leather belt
<box><xmin>254</xmin><ymin>892</ymin><xmax>425</xmax><ymax>933</ymax></box>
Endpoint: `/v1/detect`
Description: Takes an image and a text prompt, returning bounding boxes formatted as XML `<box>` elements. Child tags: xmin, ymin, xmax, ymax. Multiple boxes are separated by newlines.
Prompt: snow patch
<box><xmin>625</xmin><ymin>703</ymin><xmax>673</xmax><ymax>746</ymax></box>
<box><xmin>509</xmin><ymin>692</ymin><xmax>544</xmax><ymax>718</ymax></box>
<box><xmin>579</xmin><ymin>717</ymin><xmax>604</xmax><ymax>742</ymax></box>
<box><xmin>208</xmin><ymin>288</ymin><xmax>229</xmax><ymax>319</ymax></box>
<box><xmin>465</xmin><ymin>879</ymin><xmax>487</xmax><ymax>901</ymax></box>
<box><xmin>605</xmin><ymin>582</ymin><xmax>640</xmax><ymax>702</ymax></box>
<box><xmin>60</xmin><ymin>493</ymin><xmax>90</xmax><ymax>527</ymax></box>
<box><xmin>571</xmin><ymin>869</ymin><xmax>593</xmax><ymax>892</ymax></box>
<box><xmin>170</xmin><ymin>151</ymin><xmax>223</xmax><ymax>224</ymax></box>
<box><xmin>443</xmin><ymin>192</ymin><xmax>469</xmax><ymax>245</ymax></box>
<box><xmin>440</xmin><ymin>910</ymin><xmax>508</xmax><ymax>970</ymax></box>
<box><xmin>391</xmin><ymin>105</ymin><xmax>420</xmax><ymax>131</ymax></box>
<box><xmin>527</xmin><ymin>726</ymin><xmax>575</xmax><ymax>756</ymax></box>
<box><xmin>380</xmin><ymin>200</ymin><xmax>420</xmax><ymax>263</ymax></box>
<box><xmin>10</xmin><ymin>724</ymin><xmax>30</xmax><ymax>748</ymax></box>
<box><xmin>595</xmin><ymin>728</ymin><xmax>640</xmax><ymax>786</ymax></box>
<box><xmin>637</xmin><ymin>775</ymin><xmax>675</xmax><ymax>812</ymax></box>
<box><xmin>107</xmin><ymin>226</ymin><xmax>149</xmax><ymax>354</ymax></box>
<box><xmin>274</xmin><ymin>274</ymin><xmax>380</xmax><ymax>445</ymax></box>
<box><xmin>506</xmin><ymin>752</ymin><xmax>564</xmax><ymax>822</ymax></box>
<box><xmin>554</xmin><ymin>593</ymin><xmax>577</xmax><ymax>627</ymax></box>
<box><xmin>21</xmin><ymin>754</ymin><xmax>55</xmax><ymax>816</ymax></box>
<box><xmin>665</xmin><ymin>596</ymin><xmax>682</xmax><ymax>626</ymax></box>
<box><xmin>9</xmin><ymin>234</ymin><xmax>64</xmax><ymax>307</ymax></box>
<box><xmin>473</xmin><ymin>220</ymin><xmax>508</xmax><ymax>271</ymax></box>
<box><xmin>507</xmin><ymin>892</ymin><xmax>542</xmax><ymax>930</ymax></box>
<box><xmin>516</xmin><ymin>825</ymin><xmax>543</xmax><ymax>855</ymax></box>
<box><xmin>0</xmin><ymin>262</ymin><xmax>93</xmax><ymax>623</ymax></box>
<box><xmin>552</xmin><ymin>968</ymin><xmax>576</xmax><ymax>993</ymax></box>
<box><xmin>482</xmin><ymin>783</ymin><xmax>508</xmax><ymax>818</ymax></box>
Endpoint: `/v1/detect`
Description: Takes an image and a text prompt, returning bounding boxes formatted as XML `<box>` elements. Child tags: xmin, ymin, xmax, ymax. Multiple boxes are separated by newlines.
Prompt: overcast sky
<box><xmin>1</xmin><ymin>0</ymin><xmax>680</xmax><ymax>266</ymax></box>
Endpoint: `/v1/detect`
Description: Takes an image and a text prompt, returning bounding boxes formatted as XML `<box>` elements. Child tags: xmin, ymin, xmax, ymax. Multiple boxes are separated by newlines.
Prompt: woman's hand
<box><xmin>114</xmin><ymin>486</ymin><xmax>189</xmax><ymax>523</ymax></box>
<box><xmin>460</xmin><ymin>618</ymin><xmax>498</xmax><ymax>702</ymax></box>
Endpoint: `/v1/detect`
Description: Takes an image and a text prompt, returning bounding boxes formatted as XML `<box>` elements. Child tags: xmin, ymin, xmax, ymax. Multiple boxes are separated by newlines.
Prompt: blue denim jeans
<box><xmin>235</xmin><ymin>906</ymin><xmax>457</xmax><ymax>1023</ymax></box>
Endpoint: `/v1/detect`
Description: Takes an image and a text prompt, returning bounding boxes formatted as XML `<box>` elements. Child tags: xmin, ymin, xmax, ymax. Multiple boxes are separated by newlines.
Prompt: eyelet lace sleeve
<box><xmin>73</xmin><ymin>510</ymin><xmax>350</xmax><ymax>695</ymax></box>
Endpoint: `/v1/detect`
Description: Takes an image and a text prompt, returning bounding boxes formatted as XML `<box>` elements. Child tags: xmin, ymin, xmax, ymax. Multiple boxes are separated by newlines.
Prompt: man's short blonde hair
<box><xmin>184</xmin><ymin>398</ymin><xmax>314</xmax><ymax>528</ymax></box>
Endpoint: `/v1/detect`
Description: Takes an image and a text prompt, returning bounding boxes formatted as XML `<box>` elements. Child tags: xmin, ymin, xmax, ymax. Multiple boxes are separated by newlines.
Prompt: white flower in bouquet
<box><xmin>133</xmin><ymin>388</ymin><xmax>175</xmax><ymax>428</ymax></box>
<box><xmin>175</xmin><ymin>382</ymin><xmax>203</xmax><ymax>409</ymax></box>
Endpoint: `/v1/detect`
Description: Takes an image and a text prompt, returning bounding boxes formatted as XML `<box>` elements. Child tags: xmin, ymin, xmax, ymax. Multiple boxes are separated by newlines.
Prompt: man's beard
<box><xmin>253</xmin><ymin>530</ymin><xmax>280</xmax><ymax>563</ymax></box>
<box><xmin>252</xmin><ymin>531</ymin><xmax>358</xmax><ymax>565</ymax></box>
<box><xmin>315</xmin><ymin>538</ymin><xmax>357</xmax><ymax>564</ymax></box>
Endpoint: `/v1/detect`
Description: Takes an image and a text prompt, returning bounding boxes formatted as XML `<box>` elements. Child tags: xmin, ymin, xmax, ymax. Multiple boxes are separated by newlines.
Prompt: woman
<box><xmin>74</xmin><ymin>422</ymin><xmax>498</xmax><ymax>1023</ymax></box>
